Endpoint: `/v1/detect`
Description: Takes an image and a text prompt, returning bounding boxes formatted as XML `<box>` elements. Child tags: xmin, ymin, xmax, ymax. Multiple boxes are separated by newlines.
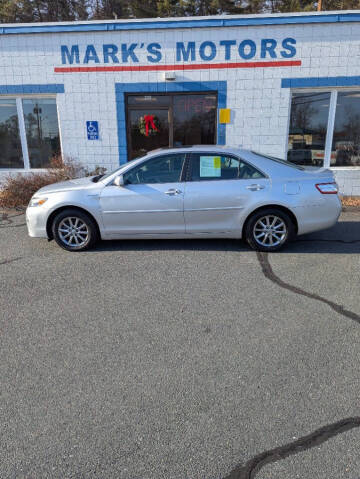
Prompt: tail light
<box><xmin>315</xmin><ymin>182</ymin><xmax>338</xmax><ymax>194</ymax></box>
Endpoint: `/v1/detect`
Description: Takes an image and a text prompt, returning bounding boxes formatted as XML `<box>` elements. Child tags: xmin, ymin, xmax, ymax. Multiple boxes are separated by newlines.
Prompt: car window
<box><xmin>251</xmin><ymin>151</ymin><xmax>305</xmax><ymax>170</ymax></box>
<box><xmin>189</xmin><ymin>153</ymin><xmax>265</xmax><ymax>181</ymax></box>
<box><xmin>124</xmin><ymin>154</ymin><xmax>186</xmax><ymax>185</ymax></box>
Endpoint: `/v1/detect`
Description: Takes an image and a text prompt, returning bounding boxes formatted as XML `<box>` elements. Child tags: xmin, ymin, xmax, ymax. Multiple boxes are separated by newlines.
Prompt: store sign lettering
<box><xmin>60</xmin><ymin>38</ymin><xmax>296</xmax><ymax>65</ymax></box>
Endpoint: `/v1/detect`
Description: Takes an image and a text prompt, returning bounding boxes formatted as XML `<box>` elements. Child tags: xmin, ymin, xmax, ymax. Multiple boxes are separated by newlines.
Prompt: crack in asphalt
<box><xmin>223</xmin><ymin>417</ymin><xmax>360</xmax><ymax>479</ymax></box>
<box><xmin>0</xmin><ymin>257</ymin><xmax>23</xmax><ymax>266</ymax></box>
<box><xmin>0</xmin><ymin>223</ymin><xmax>27</xmax><ymax>228</ymax></box>
<box><xmin>219</xmin><ymin>251</ymin><xmax>360</xmax><ymax>478</ymax></box>
<box><xmin>256</xmin><ymin>251</ymin><xmax>360</xmax><ymax>324</ymax></box>
<box><xmin>0</xmin><ymin>212</ymin><xmax>26</xmax><ymax>228</ymax></box>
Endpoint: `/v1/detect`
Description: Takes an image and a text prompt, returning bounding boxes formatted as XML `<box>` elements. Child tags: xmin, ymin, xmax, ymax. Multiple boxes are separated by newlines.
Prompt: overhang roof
<box><xmin>0</xmin><ymin>10</ymin><xmax>359</xmax><ymax>35</ymax></box>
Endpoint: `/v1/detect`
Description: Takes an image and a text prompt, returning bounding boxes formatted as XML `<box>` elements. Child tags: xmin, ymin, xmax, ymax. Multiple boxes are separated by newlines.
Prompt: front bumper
<box><xmin>26</xmin><ymin>206</ymin><xmax>48</xmax><ymax>238</ymax></box>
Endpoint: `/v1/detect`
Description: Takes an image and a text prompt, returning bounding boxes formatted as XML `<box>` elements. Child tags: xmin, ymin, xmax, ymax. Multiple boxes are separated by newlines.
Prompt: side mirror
<box><xmin>114</xmin><ymin>175</ymin><xmax>125</xmax><ymax>187</ymax></box>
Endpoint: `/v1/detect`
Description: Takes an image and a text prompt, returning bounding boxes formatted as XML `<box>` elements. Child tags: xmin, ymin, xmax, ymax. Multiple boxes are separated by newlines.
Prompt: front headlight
<box><xmin>29</xmin><ymin>197</ymin><xmax>48</xmax><ymax>207</ymax></box>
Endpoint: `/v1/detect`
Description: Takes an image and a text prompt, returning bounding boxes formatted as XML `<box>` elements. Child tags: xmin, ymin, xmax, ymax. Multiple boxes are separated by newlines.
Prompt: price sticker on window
<box><xmin>200</xmin><ymin>156</ymin><xmax>221</xmax><ymax>177</ymax></box>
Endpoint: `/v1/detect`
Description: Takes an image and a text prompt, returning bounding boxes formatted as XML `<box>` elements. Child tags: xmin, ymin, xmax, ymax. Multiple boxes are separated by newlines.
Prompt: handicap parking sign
<box><xmin>86</xmin><ymin>121</ymin><xmax>99</xmax><ymax>140</ymax></box>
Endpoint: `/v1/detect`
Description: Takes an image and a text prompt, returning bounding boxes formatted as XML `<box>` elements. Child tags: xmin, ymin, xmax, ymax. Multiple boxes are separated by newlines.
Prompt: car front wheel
<box><xmin>52</xmin><ymin>209</ymin><xmax>99</xmax><ymax>252</ymax></box>
<box><xmin>245</xmin><ymin>208</ymin><xmax>294</xmax><ymax>252</ymax></box>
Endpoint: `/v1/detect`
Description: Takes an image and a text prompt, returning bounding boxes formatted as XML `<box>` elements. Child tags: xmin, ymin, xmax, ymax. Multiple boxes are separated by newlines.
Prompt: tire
<box><xmin>52</xmin><ymin>208</ymin><xmax>99</xmax><ymax>252</ymax></box>
<box><xmin>245</xmin><ymin>208</ymin><xmax>295</xmax><ymax>252</ymax></box>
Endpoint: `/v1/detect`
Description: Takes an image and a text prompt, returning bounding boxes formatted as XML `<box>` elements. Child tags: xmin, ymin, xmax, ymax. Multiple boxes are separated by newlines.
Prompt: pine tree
<box><xmin>91</xmin><ymin>0</ymin><xmax>130</xmax><ymax>20</ymax></box>
<box><xmin>176</xmin><ymin>0</ymin><xmax>265</xmax><ymax>15</ymax></box>
<box><xmin>157</xmin><ymin>0</ymin><xmax>183</xmax><ymax>17</ymax></box>
<box><xmin>0</xmin><ymin>0</ymin><xmax>359</xmax><ymax>24</ymax></box>
<box><xmin>0</xmin><ymin>0</ymin><xmax>35</xmax><ymax>22</ymax></box>
<box><xmin>322</xmin><ymin>0</ymin><xmax>360</xmax><ymax>8</ymax></box>
<box><xmin>127</xmin><ymin>0</ymin><xmax>159</xmax><ymax>18</ymax></box>
<box><xmin>269</xmin><ymin>0</ymin><xmax>309</xmax><ymax>13</ymax></box>
<box><xmin>0</xmin><ymin>0</ymin><xmax>91</xmax><ymax>22</ymax></box>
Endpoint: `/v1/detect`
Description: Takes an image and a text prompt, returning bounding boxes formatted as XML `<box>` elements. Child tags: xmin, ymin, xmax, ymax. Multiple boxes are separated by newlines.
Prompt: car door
<box><xmin>184</xmin><ymin>152</ymin><xmax>270</xmax><ymax>234</ymax></box>
<box><xmin>99</xmin><ymin>153</ymin><xmax>186</xmax><ymax>236</ymax></box>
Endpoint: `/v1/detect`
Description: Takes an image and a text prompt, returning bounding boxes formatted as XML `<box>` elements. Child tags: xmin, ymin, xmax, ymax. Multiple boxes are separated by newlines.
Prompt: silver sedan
<box><xmin>26</xmin><ymin>146</ymin><xmax>341</xmax><ymax>252</ymax></box>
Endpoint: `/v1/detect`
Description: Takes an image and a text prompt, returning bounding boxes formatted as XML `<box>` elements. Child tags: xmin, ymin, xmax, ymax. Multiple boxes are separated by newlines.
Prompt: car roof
<box><xmin>146</xmin><ymin>145</ymin><xmax>247</xmax><ymax>156</ymax></box>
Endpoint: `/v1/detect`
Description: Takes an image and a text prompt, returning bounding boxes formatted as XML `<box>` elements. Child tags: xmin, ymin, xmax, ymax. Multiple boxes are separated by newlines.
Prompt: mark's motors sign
<box><xmin>55</xmin><ymin>38</ymin><xmax>300</xmax><ymax>72</ymax></box>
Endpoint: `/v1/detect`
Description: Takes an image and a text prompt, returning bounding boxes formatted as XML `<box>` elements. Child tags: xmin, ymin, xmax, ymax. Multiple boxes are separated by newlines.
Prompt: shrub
<box><xmin>342</xmin><ymin>196</ymin><xmax>360</xmax><ymax>208</ymax></box>
<box><xmin>0</xmin><ymin>155</ymin><xmax>107</xmax><ymax>209</ymax></box>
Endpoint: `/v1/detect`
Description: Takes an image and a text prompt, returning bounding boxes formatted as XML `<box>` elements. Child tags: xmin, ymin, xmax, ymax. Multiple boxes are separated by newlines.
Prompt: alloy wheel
<box><xmin>58</xmin><ymin>217</ymin><xmax>89</xmax><ymax>248</ymax></box>
<box><xmin>253</xmin><ymin>215</ymin><xmax>287</xmax><ymax>248</ymax></box>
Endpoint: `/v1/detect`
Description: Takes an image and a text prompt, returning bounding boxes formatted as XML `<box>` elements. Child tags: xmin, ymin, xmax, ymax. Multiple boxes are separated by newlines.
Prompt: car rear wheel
<box><xmin>52</xmin><ymin>209</ymin><xmax>99</xmax><ymax>252</ymax></box>
<box><xmin>245</xmin><ymin>208</ymin><xmax>294</xmax><ymax>252</ymax></box>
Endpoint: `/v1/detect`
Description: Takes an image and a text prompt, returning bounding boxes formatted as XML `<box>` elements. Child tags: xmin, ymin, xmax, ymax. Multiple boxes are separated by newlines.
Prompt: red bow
<box><xmin>143</xmin><ymin>115</ymin><xmax>159</xmax><ymax>137</ymax></box>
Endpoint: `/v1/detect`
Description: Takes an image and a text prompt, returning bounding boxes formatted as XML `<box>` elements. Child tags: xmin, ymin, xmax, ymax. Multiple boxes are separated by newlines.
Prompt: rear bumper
<box><xmin>26</xmin><ymin>207</ymin><xmax>48</xmax><ymax>238</ymax></box>
<box><xmin>295</xmin><ymin>196</ymin><xmax>342</xmax><ymax>235</ymax></box>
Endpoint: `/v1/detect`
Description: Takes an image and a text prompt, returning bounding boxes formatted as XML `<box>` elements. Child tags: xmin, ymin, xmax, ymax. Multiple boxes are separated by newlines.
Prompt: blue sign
<box><xmin>61</xmin><ymin>38</ymin><xmax>297</xmax><ymax>66</ymax></box>
<box><xmin>86</xmin><ymin>121</ymin><xmax>99</xmax><ymax>140</ymax></box>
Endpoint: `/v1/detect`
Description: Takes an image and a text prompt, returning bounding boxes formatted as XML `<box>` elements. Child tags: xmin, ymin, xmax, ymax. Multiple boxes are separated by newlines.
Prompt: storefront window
<box><xmin>287</xmin><ymin>92</ymin><xmax>330</xmax><ymax>166</ymax></box>
<box><xmin>0</xmin><ymin>96</ymin><xmax>60</xmax><ymax>170</ymax></box>
<box><xmin>331</xmin><ymin>91</ymin><xmax>360</xmax><ymax>167</ymax></box>
<box><xmin>173</xmin><ymin>94</ymin><xmax>217</xmax><ymax>146</ymax></box>
<box><xmin>0</xmin><ymin>99</ymin><xmax>23</xmax><ymax>169</ymax></box>
<box><xmin>23</xmin><ymin>99</ymin><xmax>61</xmax><ymax>168</ymax></box>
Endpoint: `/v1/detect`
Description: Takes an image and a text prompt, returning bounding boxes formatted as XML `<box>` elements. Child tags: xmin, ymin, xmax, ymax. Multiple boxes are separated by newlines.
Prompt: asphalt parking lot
<box><xmin>1</xmin><ymin>210</ymin><xmax>360</xmax><ymax>479</ymax></box>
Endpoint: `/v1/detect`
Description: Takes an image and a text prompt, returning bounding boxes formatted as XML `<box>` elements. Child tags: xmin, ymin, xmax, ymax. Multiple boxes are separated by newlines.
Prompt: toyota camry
<box><xmin>26</xmin><ymin>146</ymin><xmax>341</xmax><ymax>252</ymax></box>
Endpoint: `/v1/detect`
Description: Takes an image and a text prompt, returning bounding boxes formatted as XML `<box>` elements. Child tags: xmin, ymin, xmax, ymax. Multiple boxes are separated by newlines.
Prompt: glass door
<box><xmin>127</xmin><ymin>95</ymin><xmax>170</xmax><ymax>160</ymax></box>
<box><xmin>126</xmin><ymin>93</ymin><xmax>217</xmax><ymax>160</ymax></box>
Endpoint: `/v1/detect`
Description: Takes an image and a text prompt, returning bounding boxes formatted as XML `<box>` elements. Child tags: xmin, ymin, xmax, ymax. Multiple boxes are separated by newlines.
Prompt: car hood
<box><xmin>35</xmin><ymin>176</ymin><xmax>99</xmax><ymax>195</ymax></box>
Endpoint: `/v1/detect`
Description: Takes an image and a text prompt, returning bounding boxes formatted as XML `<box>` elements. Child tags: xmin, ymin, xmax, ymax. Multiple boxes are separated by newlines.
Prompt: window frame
<box><xmin>286</xmin><ymin>87</ymin><xmax>360</xmax><ymax>170</ymax></box>
<box><xmin>186</xmin><ymin>152</ymin><xmax>267</xmax><ymax>182</ymax></box>
<box><xmin>0</xmin><ymin>94</ymin><xmax>61</xmax><ymax>171</ymax></box>
<box><xmin>0</xmin><ymin>97</ymin><xmax>24</xmax><ymax>169</ymax></box>
<box><xmin>122</xmin><ymin>152</ymin><xmax>189</xmax><ymax>185</ymax></box>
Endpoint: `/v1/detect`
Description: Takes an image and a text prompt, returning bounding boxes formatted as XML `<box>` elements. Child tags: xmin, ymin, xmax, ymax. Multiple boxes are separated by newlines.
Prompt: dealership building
<box><xmin>0</xmin><ymin>10</ymin><xmax>360</xmax><ymax>194</ymax></box>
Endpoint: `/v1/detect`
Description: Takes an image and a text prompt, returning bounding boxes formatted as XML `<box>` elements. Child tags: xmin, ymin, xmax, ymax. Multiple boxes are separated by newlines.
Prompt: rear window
<box><xmin>189</xmin><ymin>153</ymin><xmax>265</xmax><ymax>181</ymax></box>
<box><xmin>252</xmin><ymin>151</ymin><xmax>305</xmax><ymax>171</ymax></box>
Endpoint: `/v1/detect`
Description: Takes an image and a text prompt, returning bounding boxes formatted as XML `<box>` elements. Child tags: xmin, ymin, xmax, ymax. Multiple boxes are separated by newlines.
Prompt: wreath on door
<box><xmin>138</xmin><ymin>115</ymin><xmax>160</xmax><ymax>137</ymax></box>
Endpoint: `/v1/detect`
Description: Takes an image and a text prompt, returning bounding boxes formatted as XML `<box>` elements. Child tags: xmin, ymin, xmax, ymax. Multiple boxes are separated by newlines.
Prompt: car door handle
<box><xmin>246</xmin><ymin>184</ymin><xmax>265</xmax><ymax>191</ymax></box>
<box><xmin>165</xmin><ymin>188</ymin><xmax>182</xmax><ymax>195</ymax></box>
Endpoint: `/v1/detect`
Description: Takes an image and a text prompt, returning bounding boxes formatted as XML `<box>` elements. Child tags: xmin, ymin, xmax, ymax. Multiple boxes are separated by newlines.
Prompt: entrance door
<box><xmin>127</xmin><ymin>102</ymin><xmax>170</xmax><ymax>160</ymax></box>
<box><xmin>126</xmin><ymin>93</ymin><xmax>217</xmax><ymax>160</ymax></box>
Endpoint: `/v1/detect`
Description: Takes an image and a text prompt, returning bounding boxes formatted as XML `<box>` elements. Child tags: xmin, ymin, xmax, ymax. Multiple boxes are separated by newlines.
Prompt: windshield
<box><xmin>252</xmin><ymin>151</ymin><xmax>305</xmax><ymax>170</ymax></box>
<box><xmin>94</xmin><ymin>163</ymin><xmax>130</xmax><ymax>182</ymax></box>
